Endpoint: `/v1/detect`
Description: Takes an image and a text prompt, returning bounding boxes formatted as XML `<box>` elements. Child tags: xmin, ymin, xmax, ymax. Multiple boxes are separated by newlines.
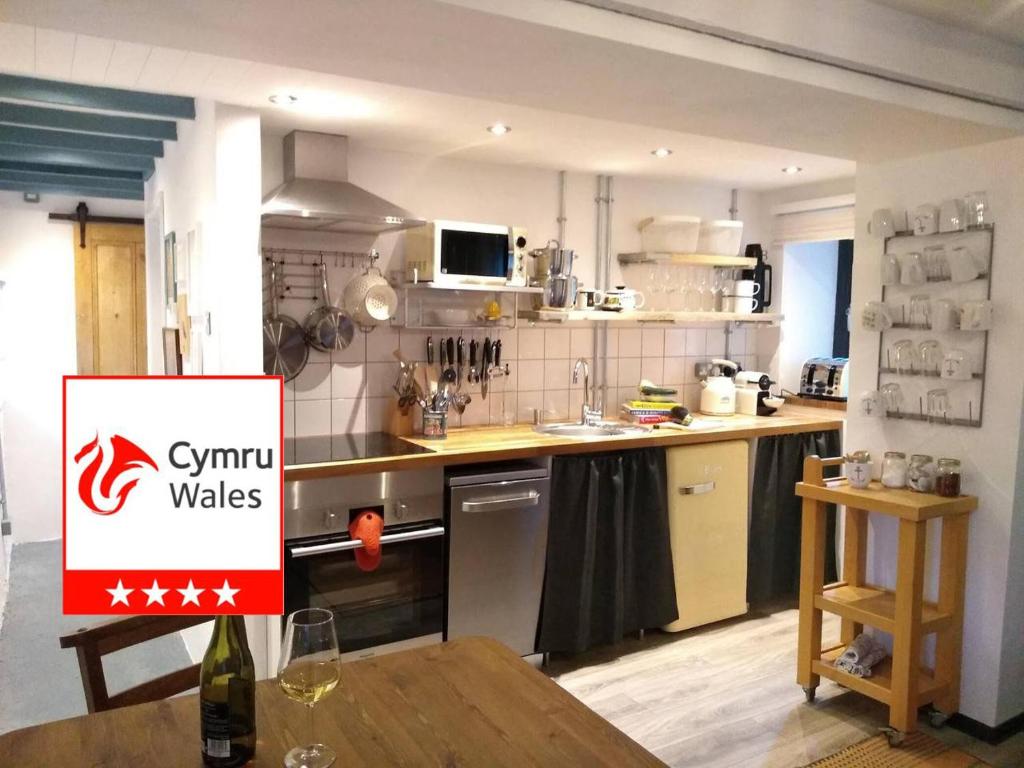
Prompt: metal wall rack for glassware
<box><xmin>399</xmin><ymin>282</ymin><xmax>543</xmax><ymax>330</ymax></box>
<box><xmin>875</xmin><ymin>224</ymin><xmax>993</xmax><ymax>427</ymax></box>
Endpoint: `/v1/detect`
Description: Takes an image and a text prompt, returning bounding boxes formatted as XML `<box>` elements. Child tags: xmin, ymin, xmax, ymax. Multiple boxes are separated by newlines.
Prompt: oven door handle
<box><xmin>288</xmin><ymin>525</ymin><xmax>446</xmax><ymax>558</ymax></box>
<box><xmin>460</xmin><ymin>490</ymin><xmax>540</xmax><ymax>513</ymax></box>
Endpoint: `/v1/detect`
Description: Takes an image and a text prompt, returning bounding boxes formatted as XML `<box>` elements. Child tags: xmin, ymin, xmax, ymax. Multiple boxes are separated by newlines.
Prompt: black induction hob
<box><xmin>284</xmin><ymin>432</ymin><xmax>432</xmax><ymax>466</ymax></box>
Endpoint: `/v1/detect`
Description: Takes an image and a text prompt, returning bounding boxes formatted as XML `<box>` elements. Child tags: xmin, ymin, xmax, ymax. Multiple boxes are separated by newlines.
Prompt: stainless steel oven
<box><xmin>276</xmin><ymin>467</ymin><xmax>445</xmax><ymax>664</ymax></box>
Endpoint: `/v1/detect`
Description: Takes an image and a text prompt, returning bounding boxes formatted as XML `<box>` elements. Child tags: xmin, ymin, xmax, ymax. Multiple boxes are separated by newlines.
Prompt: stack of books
<box><xmin>621</xmin><ymin>399</ymin><xmax>680</xmax><ymax>424</ymax></box>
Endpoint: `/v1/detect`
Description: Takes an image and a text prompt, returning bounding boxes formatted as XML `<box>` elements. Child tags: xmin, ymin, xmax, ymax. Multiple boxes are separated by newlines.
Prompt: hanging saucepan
<box><xmin>262</xmin><ymin>258</ymin><xmax>308</xmax><ymax>381</ymax></box>
<box><xmin>303</xmin><ymin>260</ymin><xmax>355</xmax><ymax>352</ymax></box>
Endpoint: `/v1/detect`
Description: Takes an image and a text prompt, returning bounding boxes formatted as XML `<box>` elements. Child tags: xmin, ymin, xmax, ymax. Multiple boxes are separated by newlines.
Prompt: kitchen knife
<box><xmin>444</xmin><ymin>337</ymin><xmax>457</xmax><ymax>383</ymax></box>
<box><xmin>481</xmin><ymin>337</ymin><xmax>492</xmax><ymax>400</ymax></box>
<box><xmin>456</xmin><ymin>336</ymin><xmax>465</xmax><ymax>389</ymax></box>
<box><xmin>494</xmin><ymin>339</ymin><xmax>502</xmax><ymax>371</ymax></box>
<box><xmin>469</xmin><ymin>339</ymin><xmax>478</xmax><ymax>383</ymax></box>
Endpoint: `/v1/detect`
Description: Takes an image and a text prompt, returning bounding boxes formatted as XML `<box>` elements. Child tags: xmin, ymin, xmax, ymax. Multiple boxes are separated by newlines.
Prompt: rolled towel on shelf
<box><xmin>834</xmin><ymin>632</ymin><xmax>888</xmax><ymax>678</ymax></box>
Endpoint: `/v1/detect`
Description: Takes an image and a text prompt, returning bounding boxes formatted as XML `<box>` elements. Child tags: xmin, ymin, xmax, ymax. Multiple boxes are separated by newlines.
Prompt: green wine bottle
<box><xmin>200</xmin><ymin>615</ymin><xmax>257</xmax><ymax>767</ymax></box>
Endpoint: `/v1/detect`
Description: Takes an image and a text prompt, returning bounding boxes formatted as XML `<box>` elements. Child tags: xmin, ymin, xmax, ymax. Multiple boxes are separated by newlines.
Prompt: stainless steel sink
<box><xmin>533</xmin><ymin>421</ymin><xmax>652</xmax><ymax>438</ymax></box>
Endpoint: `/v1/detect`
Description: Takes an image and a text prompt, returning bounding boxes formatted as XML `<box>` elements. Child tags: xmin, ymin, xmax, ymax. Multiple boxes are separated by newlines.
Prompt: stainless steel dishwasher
<box><xmin>446</xmin><ymin>461</ymin><xmax>550</xmax><ymax>656</ymax></box>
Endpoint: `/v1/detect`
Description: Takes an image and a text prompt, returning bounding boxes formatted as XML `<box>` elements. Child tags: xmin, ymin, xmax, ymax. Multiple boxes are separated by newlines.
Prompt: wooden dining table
<box><xmin>0</xmin><ymin>636</ymin><xmax>665</xmax><ymax>767</ymax></box>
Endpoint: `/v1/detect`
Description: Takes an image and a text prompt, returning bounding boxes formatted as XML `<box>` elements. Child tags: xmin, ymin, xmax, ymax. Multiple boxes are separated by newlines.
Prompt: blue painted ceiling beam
<box><xmin>0</xmin><ymin>124</ymin><xmax>162</xmax><ymax>157</ymax></box>
<box><xmin>0</xmin><ymin>178</ymin><xmax>142</xmax><ymax>201</ymax></box>
<box><xmin>0</xmin><ymin>142</ymin><xmax>154</xmax><ymax>179</ymax></box>
<box><xmin>0</xmin><ymin>168</ymin><xmax>143</xmax><ymax>194</ymax></box>
<box><xmin>0</xmin><ymin>159</ymin><xmax>143</xmax><ymax>181</ymax></box>
<box><xmin>0</xmin><ymin>102</ymin><xmax>177</xmax><ymax>140</ymax></box>
<box><xmin>0</xmin><ymin>74</ymin><xmax>195</xmax><ymax>120</ymax></box>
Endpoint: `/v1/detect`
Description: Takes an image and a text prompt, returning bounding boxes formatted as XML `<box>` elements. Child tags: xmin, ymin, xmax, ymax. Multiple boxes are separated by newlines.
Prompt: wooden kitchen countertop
<box><xmin>284</xmin><ymin>405</ymin><xmax>843</xmax><ymax>480</ymax></box>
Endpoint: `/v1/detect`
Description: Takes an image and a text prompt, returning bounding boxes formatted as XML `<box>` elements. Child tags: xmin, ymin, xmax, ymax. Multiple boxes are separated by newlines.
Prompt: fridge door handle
<box><xmin>679</xmin><ymin>481</ymin><xmax>716</xmax><ymax>496</ymax></box>
<box><xmin>460</xmin><ymin>490</ymin><xmax>541</xmax><ymax>512</ymax></box>
<box><xmin>289</xmin><ymin>526</ymin><xmax>446</xmax><ymax>558</ymax></box>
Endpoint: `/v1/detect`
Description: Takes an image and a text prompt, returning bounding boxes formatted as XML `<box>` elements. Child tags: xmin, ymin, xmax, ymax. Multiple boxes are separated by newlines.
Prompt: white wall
<box><xmin>850</xmin><ymin>137</ymin><xmax>1024</xmax><ymax>727</ymax></box>
<box><xmin>777</xmin><ymin>240</ymin><xmax>839</xmax><ymax>393</ymax></box>
<box><xmin>261</xmin><ymin>136</ymin><xmax>768</xmax><ymax>434</ymax></box>
<box><xmin>0</xmin><ymin>192</ymin><xmax>143</xmax><ymax>544</ymax></box>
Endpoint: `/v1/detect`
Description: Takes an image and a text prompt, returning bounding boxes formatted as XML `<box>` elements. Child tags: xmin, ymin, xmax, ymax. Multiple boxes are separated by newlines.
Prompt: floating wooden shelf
<box><xmin>814</xmin><ymin>645</ymin><xmax>946</xmax><ymax>708</ymax></box>
<box><xmin>518</xmin><ymin>309</ymin><xmax>783</xmax><ymax>325</ymax></box>
<box><xmin>618</xmin><ymin>252</ymin><xmax>756</xmax><ymax>267</ymax></box>
<box><xmin>815</xmin><ymin>584</ymin><xmax>951</xmax><ymax>635</ymax></box>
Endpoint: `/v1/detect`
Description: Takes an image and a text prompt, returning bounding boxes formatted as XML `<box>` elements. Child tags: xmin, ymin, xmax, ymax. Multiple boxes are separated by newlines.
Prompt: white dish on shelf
<box><xmin>696</xmin><ymin>220</ymin><xmax>743</xmax><ymax>256</ymax></box>
<box><xmin>639</xmin><ymin>215</ymin><xmax>701</xmax><ymax>253</ymax></box>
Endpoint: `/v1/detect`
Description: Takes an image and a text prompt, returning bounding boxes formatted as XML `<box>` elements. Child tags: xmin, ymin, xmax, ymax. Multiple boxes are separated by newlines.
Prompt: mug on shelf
<box><xmin>900</xmin><ymin>252</ymin><xmax>926</xmax><ymax>285</ymax></box>
<box><xmin>941</xmin><ymin>349</ymin><xmax>972</xmax><ymax>381</ymax></box>
<box><xmin>881</xmin><ymin>252</ymin><xmax>901</xmax><ymax>286</ymax></box>
<box><xmin>919</xmin><ymin>339</ymin><xmax>943</xmax><ymax>373</ymax></box>
<box><xmin>880</xmin><ymin>382</ymin><xmax>904</xmax><ymax>413</ymax></box>
<box><xmin>862</xmin><ymin>301</ymin><xmax>894</xmax><ymax>331</ymax></box>
<box><xmin>939</xmin><ymin>198</ymin><xmax>966</xmax><ymax>233</ymax></box>
<box><xmin>892</xmin><ymin>338</ymin><xmax>918</xmax><ymax>374</ymax></box>
<box><xmin>947</xmin><ymin>245</ymin><xmax>979</xmax><ymax>283</ymax></box>
<box><xmin>575</xmin><ymin>288</ymin><xmax>605</xmax><ymax>310</ymax></box>
<box><xmin>960</xmin><ymin>299</ymin><xmax>994</xmax><ymax>331</ymax></box>
<box><xmin>868</xmin><ymin>208</ymin><xmax>896</xmax><ymax>238</ymax></box>
<box><xmin>913</xmin><ymin>204</ymin><xmax>939</xmax><ymax>236</ymax></box>
<box><xmin>908</xmin><ymin>294</ymin><xmax>930</xmax><ymax>327</ymax></box>
<box><xmin>926</xmin><ymin>388</ymin><xmax>951</xmax><ymax>420</ymax></box>
<box><xmin>930</xmin><ymin>298</ymin><xmax>959</xmax><ymax>331</ymax></box>
<box><xmin>859</xmin><ymin>391</ymin><xmax>883</xmax><ymax>418</ymax></box>
<box><xmin>728</xmin><ymin>296</ymin><xmax>760</xmax><ymax>314</ymax></box>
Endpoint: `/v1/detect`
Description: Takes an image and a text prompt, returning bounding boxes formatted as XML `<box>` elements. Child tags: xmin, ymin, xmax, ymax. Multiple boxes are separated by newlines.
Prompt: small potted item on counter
<box><xmin>844</xmin><ymin>451</ymin><xmax>873</xmax><ymax>489</ymax></box>
<box><xmin>881</xmin><ymin>451</ymin><xmax>908</xmax><ymax>489</ymax></box>
<box><xmin>906</xmin><ymin>454</ymin><xmax>936</xmax><ymax>493</ymax></box>
<box><xmin>421</xmin><ymin>410</ymin><xmax>448</xmax><ymax>440</ymax></box>
<box><xmin>935</xmin><ymin>458</ymin><xmax>962</xmax><ymax>497</ymax></box>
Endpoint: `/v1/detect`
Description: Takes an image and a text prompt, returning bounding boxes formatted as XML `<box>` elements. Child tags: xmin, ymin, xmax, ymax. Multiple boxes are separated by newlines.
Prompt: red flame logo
<box><xmin>74</xmin><ymin>434</ymin><xmax>158</xmax><ymax>515</ymax></box>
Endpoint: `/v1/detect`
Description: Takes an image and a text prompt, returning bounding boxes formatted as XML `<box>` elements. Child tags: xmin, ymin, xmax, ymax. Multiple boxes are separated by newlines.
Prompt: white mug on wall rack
<box><xmin>941</xmin><ymin>348</ymin><xmax>972</xmax><ymax>381</ymax></box>
<box><xmin>867</xmin><ymin>208</ymin><xmax>896</xmax><ymax>238</ymax></box>
<box><xmin>900</xmin><ymin>252</ymin><xmax>926</xmax><ymax>285</ymax></box>
<box><xmin>892</xmin><ymin>207</ymin><xmax>910</xmax><ymax>233</ymax></box>
<box><xmin>913</xmin><ymin>204</ymin><xmax>939</xmax><ymax>236</ymax></box>
<box><xmin>939</xmin><ymin>198</ymin><xmax>966</xmax><ymax>233</ymax></box>
<box><xmin>881</xmin><ymin>252</ymin><xmax>901</xmax><ymax>286</ymax></box>
<box><xmin>728</xmin><ymin>296</ymin><xmax>760</xmax><ymax>314</ymax></box>
<box><xmin>862</xmin><ymin>301</ymin><xmax>893</xmax><ymax>331</ymax></box>
<box><xmin>930</xmin><ymin>298</ymin><xmax>959</xmax><ymax>331</ymax></box>
<box><xmin>947</xmin><ymin>245</ymin><xmax>979</xmax><ymax>283</ymax></box>
<box><xmin>859</xmin><ymin>390</ymin><xmax>883</xmax><ymax>418</ymax></box>
<box><xmin>960</xmin><ymin>299</ymin><xmax>993</xmax><ymax>331</ymax></box>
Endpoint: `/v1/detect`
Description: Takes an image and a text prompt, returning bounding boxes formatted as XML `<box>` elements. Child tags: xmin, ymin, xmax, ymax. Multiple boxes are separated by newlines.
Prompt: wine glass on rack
<box><xmin>660</xmin><ymin>263</ymin><xmax>678</xmax><ymax>311</ymax></box>
<box><xmin>695</xmin><ymin>267</ymin><xmax>709</xmax><ymax>311</ymax></box>
<box><xmin>278</xmin><ymin>608</ymin><xmax>342</xmax><ymax>768</ymax></box>
<box><xmin>710</xmin><ymin>268</ymin><xmax>725</xmax><ymax>312</ymax></box>
<box><xmin>646</xmin><ymin>263</ymin><xmax>663</xmax><ymax>310</ymax></box>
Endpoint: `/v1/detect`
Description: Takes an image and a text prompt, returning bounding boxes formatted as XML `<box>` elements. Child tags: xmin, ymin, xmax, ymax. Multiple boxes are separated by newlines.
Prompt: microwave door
<box><xmin>439</xmin><ymin>229</ymin><xmax>510</xmax><ymax>282</ymax></box>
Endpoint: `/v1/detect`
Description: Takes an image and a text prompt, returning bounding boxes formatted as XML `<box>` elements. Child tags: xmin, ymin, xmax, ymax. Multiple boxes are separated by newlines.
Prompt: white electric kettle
<box><xmin>700</xmin><ymin>358</ymin><xmax>739</xmax><ymax>416</ymax></box>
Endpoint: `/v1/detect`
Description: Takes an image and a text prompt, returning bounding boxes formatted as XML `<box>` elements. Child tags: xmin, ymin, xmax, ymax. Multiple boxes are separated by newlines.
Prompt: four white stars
<box><xmin>105</xmin><ymin>578</ymin><xmax>240</xmax><ymax>608</ymax></box>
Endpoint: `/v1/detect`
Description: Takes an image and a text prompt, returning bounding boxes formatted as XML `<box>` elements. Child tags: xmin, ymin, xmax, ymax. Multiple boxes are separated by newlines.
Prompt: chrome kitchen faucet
<box><xmin>573</xmin><ymin>358</ymin><xmax>602</xmax><ymax>426</ymax></box>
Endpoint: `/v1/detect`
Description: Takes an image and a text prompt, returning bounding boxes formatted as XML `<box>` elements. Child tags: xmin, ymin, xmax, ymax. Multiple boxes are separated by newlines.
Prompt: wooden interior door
<box><xmin>75</xmin><ymin>223</ymin><xmax>147</xmax><ymax>375</ymax></box>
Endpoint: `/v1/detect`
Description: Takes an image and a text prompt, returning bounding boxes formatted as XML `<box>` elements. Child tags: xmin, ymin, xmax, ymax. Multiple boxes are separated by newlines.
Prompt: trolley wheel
<box><xmin>927</xmin><ymin>707</ymin><xmax>950</xmax><ymax>728</ymax></box>
<box><xmin>881</xmin><ymin>727</ymin><xmax>905</xmax><ymax>748</ymax></box>
<box><xmin>803</xmin><ymin>686</ymin><xmax>817</xmax><ymax>703</ymax></box>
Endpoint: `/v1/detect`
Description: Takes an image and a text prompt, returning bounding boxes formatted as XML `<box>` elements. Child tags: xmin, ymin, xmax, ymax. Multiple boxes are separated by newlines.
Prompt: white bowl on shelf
<box><xmin>639</xmin><ymin>215</ymin><xmax>701</xmax><ymax>253</ymax></box>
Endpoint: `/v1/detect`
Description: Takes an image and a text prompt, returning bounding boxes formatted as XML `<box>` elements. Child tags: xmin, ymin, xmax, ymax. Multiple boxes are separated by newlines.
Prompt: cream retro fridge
<box><xmin>663</xmin><ymin>440</ymin><xmax>749</xmax><ymax>632</ymax></box>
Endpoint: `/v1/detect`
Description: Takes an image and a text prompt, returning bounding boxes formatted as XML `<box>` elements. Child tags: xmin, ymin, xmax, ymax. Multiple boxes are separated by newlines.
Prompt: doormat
<box><xmin>802</xmin><ymin>732</ymin><xmax>991</xmax><ymax>768</ymax></box>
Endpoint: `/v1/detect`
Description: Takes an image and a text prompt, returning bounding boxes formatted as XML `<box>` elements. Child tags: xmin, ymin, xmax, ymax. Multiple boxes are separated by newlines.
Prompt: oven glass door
<box><xmin>284</xmin><ymin>523</ymin><xmax>444</xmax><ymax>655</ymax></box>
<box><xmin>439</xmin><ymin>229</ymin><xmax>510</xmax><ymax>279</ymax></box>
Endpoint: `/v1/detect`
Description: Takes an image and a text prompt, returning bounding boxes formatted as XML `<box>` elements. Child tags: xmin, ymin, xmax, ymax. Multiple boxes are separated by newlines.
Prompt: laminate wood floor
<box><xmin>548</xmin><ymin>608</ymin><xmax>1024</xmax><ymax>768</ymax></box>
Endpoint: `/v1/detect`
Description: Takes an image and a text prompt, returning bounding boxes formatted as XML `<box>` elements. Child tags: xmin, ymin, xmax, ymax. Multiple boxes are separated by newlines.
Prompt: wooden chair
<box><xmin>59</xmin><ymin>615</ymin><xmax>212</xmax><ymax>713</ymax></box>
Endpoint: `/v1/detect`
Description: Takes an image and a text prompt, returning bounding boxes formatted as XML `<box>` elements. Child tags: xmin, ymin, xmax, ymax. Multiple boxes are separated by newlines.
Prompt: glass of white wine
<box><xmin>278</xmin><ymin>608</ymin><xmax>341</xmax><ymax>768</ymax></box>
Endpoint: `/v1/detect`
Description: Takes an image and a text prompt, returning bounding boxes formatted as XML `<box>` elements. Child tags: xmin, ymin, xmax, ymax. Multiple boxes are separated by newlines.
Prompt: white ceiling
<box><xmin>871</xmin><ymin>0</ymin><xmax>1024</xmax><ymax>47</ymax></box>
<box><xmin>1</xmin><ymin>0</ymin><xmax>1021</xmax><ymax>189</ymax></box>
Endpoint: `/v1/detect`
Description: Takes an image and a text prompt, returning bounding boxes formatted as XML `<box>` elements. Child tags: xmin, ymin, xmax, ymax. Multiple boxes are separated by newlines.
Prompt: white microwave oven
<box><xmin>404</xmin><ymin>220</ymin><xmax>528</xmax><ymax>286</ymax></box>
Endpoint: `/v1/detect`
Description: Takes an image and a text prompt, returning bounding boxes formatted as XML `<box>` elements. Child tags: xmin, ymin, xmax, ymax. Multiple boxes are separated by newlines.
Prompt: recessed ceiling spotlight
<box><xmin>782</xmin><ymin>165</ymin><xmax>803</xmax><ymax>174</ymax></box>
<box><xmin>651</xmin><ymin>147</ymin><xmax>673</xmax><ymax>158</ymax></box>
<box><xmin>269</xmin><ymin>94</ymin><xmax>299</xmax><ymax>106</ymax></box>
<box><xmin>487</xmin><ymin>123</ymin><xmax>511</xmax><ymax>136</ymax></box>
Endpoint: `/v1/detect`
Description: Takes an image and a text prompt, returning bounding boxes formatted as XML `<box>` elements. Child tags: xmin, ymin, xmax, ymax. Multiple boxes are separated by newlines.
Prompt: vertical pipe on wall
<box><xmin>601</xmin><ymin>177</ymin><xmax>614</xmax><ymax>411</ymax></box>
<box><xmin>592</xmin><ymin>175</ymin><xmax>606</xmax><ymax>409</ymax></box>
<box><xmin>560</xmin><ymin>172</ymin><xmax>568</xmax><ymax>243</ymax></box>
<box><xmin>725</xmin><ymin>187</ymin><xmax>739</xmax><ymax>362</ymax></box>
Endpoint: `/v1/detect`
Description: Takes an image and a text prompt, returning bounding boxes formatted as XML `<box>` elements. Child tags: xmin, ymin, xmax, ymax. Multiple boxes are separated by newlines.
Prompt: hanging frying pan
<box><xmin>263</xmin><ymin>258</ymin><xmax>308</xmax><ymax>381</ymax></box>
<box><xmin>303</xmin><ymin>261</ymin><xmax>355</xmax><ymax>352</ymax></box>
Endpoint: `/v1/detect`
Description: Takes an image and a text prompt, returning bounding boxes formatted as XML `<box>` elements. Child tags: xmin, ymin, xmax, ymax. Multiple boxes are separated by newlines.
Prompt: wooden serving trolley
<box><xmin>795</xmin><ymin>455</ymin><xmax>976</xmax><ymax>746</ymax></box>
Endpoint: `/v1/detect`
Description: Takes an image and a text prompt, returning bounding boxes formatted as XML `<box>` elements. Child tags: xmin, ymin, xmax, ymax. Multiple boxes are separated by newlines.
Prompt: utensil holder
<box><xmin>421</xmin><ymin>410</ymin><xmax>448</xmax><ymax>440</ymax></box>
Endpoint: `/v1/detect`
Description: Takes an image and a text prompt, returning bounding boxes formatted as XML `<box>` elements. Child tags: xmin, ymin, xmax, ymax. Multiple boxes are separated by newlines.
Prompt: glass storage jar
<box><xmin>906</xmin><ymin>454</ymin><xmax>936</xmax><ymax>493</ymax></box>
<box><xmin>935</xmin><ymin>458</ymin><xmax>962</xmax><ymax>497</ymax></box>
<box><xmin>881</xmin><ymin>451</ymin><xmax>908</xmax><ymax>488</ymax></box>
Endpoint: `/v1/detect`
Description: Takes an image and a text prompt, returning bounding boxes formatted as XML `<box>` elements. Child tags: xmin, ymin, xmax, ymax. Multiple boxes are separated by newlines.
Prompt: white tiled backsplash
<box><xmin>284</xmin><ymin>322</ymin><xmax>759</xmax><ymax>437</ymax></box>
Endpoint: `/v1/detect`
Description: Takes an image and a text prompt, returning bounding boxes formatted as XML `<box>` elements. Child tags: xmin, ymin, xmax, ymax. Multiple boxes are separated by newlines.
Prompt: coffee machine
<box><xmin>735</xmin><ymin>370</ymin><xmax>778</xmax><ymax>416</ymax></box>
<box><xmin>741</xmin><ymin>244</ymin><xmax>773</xmax><ymax>314</ymax></box>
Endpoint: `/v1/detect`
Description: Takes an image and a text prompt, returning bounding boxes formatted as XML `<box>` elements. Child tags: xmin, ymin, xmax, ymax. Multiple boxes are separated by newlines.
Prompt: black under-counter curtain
<box><xmin>747</xmin><ymin>430</ymin><xmax>842</xmax><ymax>606</ymax></box>
<box><xmin>537</xmin><ymin>448</ymin><xmax>678</xmax><ymax>654</ymax></box>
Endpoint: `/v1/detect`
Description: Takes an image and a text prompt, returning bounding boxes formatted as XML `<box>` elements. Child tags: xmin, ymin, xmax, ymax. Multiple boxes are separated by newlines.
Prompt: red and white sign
<box><xmin>63</xmin><ymin>376</ymin><xmax>283</xmax><ymax>615</ymax></box>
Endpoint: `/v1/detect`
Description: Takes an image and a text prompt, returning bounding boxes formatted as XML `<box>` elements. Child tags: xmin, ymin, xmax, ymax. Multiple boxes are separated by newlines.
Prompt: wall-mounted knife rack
<box><xmin>874</xmin><ymin>224</ymin><xmax>993</xmax><ymax>428</ymax></box>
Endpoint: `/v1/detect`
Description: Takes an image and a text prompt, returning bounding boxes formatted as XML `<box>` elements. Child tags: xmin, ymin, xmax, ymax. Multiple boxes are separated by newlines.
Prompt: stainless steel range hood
<box><xmin>262</xmin><ymin>131</ymin><xmax>425</xmax><ymax>235</ymax></box>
